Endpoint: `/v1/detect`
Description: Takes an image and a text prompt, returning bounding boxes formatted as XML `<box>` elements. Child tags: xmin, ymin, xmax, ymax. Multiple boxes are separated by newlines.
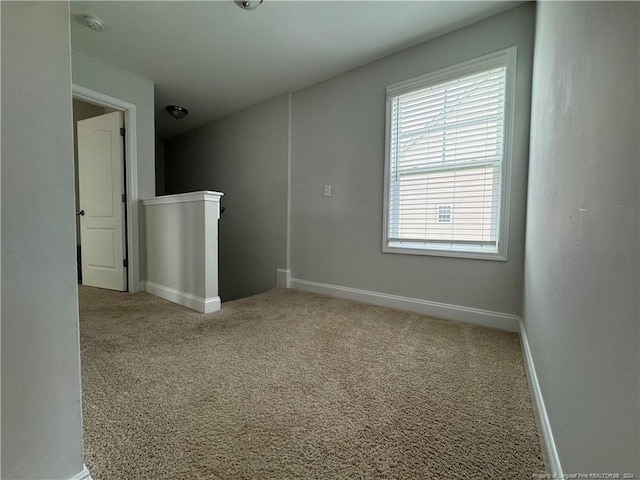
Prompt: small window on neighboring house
<box><xmin>383</xmin><ymin>47</ymin><xmax>517</xmax><ymax>261</ymax></box>
<box><xmin>437</xmin><ymin>205</ymin><xmax>452</xmax><ymax>223</ymax></box>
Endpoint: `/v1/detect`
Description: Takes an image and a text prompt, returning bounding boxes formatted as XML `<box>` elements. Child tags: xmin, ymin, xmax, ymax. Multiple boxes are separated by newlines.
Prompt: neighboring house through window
<box><xmin>383</xmin><ymin>47</ymin><xmax>516</xmax><ymax>260</ymax></box>
<box><xmin>437</xmin><ymin>205</ymin><xmax>453</xmax><ymax>223</ymax></box>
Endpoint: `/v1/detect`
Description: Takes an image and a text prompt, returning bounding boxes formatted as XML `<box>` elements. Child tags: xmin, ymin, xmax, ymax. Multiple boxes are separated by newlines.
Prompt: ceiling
<box><xmin>70</xmin><ymin>1</ymin><xmax>523</xmax><ymax>140</ymax></box>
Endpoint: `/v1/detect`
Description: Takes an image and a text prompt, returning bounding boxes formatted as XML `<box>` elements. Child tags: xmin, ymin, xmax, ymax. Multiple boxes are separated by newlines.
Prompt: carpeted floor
<box><xmin>79</xmin><ymin>286</ymin><xmax>545</xmax><ymax>480</ymax></box>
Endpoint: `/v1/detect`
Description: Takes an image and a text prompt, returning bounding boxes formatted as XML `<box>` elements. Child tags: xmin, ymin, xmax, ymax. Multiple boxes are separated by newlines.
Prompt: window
<box><xmin>383</xmin><ymin>47</ymin><xmax>516</xmax><ymax>261</ymax></box>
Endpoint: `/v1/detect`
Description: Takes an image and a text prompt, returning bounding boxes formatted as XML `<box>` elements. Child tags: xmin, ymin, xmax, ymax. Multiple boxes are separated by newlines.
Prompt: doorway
<box><xmin>72</xmin><ymin>85</ymin><xmax>141</xmax><ymax>292</ymax></box>
<box><xmin>73</xmin><ymin>100</ymin><xmax>128</xmax><ymax>291</ymax></box>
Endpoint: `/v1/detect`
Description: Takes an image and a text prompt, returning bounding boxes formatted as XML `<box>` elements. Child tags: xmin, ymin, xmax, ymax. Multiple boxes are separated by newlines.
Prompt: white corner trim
<box><xmin>276</xmin><ymin>268</ymin><xmax>291</xmax><ymax>288</ymax></box>
<box><xmin>289</xmin><ymin>278</ymin><xmax>519</xmax><ymax>332</ymax></box>
<box><xmin>519</xmin><ymin>321</ymin><xmax>564</xmax><ymax>477</ymax></box>
<box><xmin>286</xmin><ymin>92</ymin><xmax>293</xmax><ymax>273</ymax></box>
<box><xmin>142</xmin><ymin>190</ymin><xmax>223</xmax><ymax>206</ymax></box>
<box><xmin>142</xmin><ymin>281</ymin><xmax>221</xmax><ymax>314</ymax></box>
<box><xmin>69</xmin><ymin>464</ymin><xmax>93</xmax><ymax>480</ymax></box>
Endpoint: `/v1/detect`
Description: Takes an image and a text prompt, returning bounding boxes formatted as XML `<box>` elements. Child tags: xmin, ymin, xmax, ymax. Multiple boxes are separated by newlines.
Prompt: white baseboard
<box><xmin>519</xmin><ymin>321</ymin><xmax>563</xmax><ymax>477</ymax></box>
<box><xmin>289</xmin><ymin>278</ymin><xmax>519</xmax><ymax>332</ymax></box>
<box><xmin>276</xmin><ymin>268</ymin><xmax>291</xmax><ymax>288</ymax></box>
<box><xmin>141</xmin><ymin>281</ymin><xmax>221</xmax><ymax>314</ymax></box>
<box><xmin>69</xmin><ymin>465</ymin><xmax>93</xmax><ymax>480</ymax></box>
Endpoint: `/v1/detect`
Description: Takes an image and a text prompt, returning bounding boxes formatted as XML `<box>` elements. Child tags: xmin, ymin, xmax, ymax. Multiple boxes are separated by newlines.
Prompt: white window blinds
<box><xmin>384</xmin><ymin>48</ymin><xmax>515</xmax><ymax>260</ymax></box>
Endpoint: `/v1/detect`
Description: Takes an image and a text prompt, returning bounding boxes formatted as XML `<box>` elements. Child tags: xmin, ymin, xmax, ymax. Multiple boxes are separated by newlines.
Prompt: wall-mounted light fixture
<box><xmin>234</xmin><ymin>0</ymin><xmax>263</xmax><ymax>11</ymax></box>
<box><xmin>165</xmin><ymin>105</ymin><xmax>189</xmax><ymax>120</ymax></box>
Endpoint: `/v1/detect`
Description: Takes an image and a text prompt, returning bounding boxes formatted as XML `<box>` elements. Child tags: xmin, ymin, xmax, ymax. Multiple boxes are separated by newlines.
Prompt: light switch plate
<box><xmin>323</xmin><ymin>184</ymin><xmax>332</xmax><ymax>197</ymax></box>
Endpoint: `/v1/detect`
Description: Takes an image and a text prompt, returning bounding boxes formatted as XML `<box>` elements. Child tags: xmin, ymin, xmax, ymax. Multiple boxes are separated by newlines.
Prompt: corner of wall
<box><xmin>518</xmin><ymin>321</ymin><xmax>564</xmax><ymax>477</ymax></box>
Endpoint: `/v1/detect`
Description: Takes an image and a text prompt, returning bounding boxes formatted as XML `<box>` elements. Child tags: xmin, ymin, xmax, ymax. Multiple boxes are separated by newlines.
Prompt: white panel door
<box><xmin>77</xmin><ymin>111</ymin><xmax>127</xmax><ymax>291</ymax></box>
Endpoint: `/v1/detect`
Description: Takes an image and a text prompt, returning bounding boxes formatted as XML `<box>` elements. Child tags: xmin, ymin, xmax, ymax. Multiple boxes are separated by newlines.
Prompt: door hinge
<box><xmin>122</xmin><ymin>193</ymin><xmax>127</xmax><ymax>203</ymax></box>
<box><xmin>123</xmin><ymin>259</ymin><xmax>128</xmax><ymax>268</ymax></box>
<box><xmin>120</xmin><ymin>127</ymin><xmax>125</xmax><ymax>137</ymax></box>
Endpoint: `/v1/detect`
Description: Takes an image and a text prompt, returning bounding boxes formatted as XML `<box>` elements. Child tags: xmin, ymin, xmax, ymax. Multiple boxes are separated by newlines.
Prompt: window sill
<box><xmin>383</xmin><ymin>243</ymin><xmax>507</xmax><ymax>262</ymax></box>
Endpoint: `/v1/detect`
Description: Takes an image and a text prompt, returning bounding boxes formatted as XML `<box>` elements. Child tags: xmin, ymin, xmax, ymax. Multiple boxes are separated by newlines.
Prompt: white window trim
<box><xmin>382</xmin><ymin>46</ymin><xmax>517</xmax><ymax>262</ymax></box>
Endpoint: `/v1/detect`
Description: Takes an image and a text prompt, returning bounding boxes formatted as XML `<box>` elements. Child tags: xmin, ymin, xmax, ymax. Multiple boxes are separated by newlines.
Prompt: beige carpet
<box><xmin>79</xmin><ymin>286</ymin><xmax>545</xmax><ymax>479</ymax></box>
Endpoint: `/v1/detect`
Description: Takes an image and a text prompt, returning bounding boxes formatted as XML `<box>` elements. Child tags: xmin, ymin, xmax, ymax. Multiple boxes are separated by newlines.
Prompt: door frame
<box><xmin>73</xmin><ymin>84</ymin><xmax>140</xmax><ymax>292</ymax></box>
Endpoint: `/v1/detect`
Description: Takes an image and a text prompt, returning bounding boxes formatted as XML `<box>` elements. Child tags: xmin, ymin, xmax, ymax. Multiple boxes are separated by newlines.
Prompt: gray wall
<box><xmin>165</xmin><ymin>94</ymin><xmax>289</xmax><ymax>301</ymax></box>
<box><xmin>72</xmin><ymin>51</ymin><xmax>156</xmax><ymax>286</ymax></box>
<box><xmin>156</xmin><ymin>136</ymin><xmax>166</xmax><ymax>195</ymax></box>
<box><xmin>291</xmin><ymin>4</ymin><xmax>535</xmax><ymax>315</ymax></box>
<box><xmin>524</xmin><ymin>1</ymin><xmax>639</xmax><ymax>476</ymax></box>
<box><xmin>1</xmin><ymin>2</ymin><xmax>86</xmax><ymax>479</ymax></box>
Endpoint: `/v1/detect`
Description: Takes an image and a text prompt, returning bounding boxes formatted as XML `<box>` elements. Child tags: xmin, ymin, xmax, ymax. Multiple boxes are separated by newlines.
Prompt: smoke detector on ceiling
<box><xmin>234</xmin><ymin>0</ymin><xmax>263</xmax><ymax>11</ymax></box>
<box><xmin>81</xmin><ymin>15</ymin><xmax>106</xmax><ymax>32</ymax></box>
